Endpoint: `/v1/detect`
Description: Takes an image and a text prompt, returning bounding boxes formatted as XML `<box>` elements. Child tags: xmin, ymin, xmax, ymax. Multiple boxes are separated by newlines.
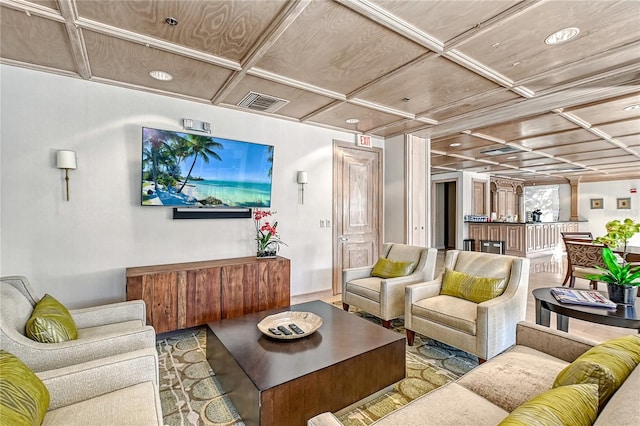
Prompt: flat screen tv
<box><xmin>141</xmin><ymin>127</ymin><xmax>273</xmax><ymax>208</ymax></box>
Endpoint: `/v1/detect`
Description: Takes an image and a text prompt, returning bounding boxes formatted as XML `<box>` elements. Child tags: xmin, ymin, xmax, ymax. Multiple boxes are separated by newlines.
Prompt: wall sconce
<box><xmin>56</xmin><ymin>150</ymin><xmax>77</xmax><ymax>201</ymax></box>
<box><xmin>297</xmin><ymin>171</ymin><xmax>308</xmax><ymax>204</ymax></box>
<box><xmin>182</xmin><ymin>118</ymin><xmax>211</xmax><ymax>133</ymax></box>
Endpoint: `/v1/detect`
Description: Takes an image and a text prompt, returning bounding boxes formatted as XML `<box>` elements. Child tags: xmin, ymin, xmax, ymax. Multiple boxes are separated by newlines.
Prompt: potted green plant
<box><xmin>587</xmin><ymin>247</ymin><xmax>640</xmax><ymax>305</ymax></box>
<box><xmin>593</xmin><ymin>218</ymin><xmax>640</xmax><ymax>262</ymax></box>
<box><xmin>588</xmin><ymin>218</ymin><xmax>640</xmax><ymax>305</ymax></box>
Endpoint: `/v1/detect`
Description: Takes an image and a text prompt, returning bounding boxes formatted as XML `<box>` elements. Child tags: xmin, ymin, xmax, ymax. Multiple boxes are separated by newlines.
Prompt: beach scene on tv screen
<box><xmin>141</xmin><ymin>128</ymin><xmax>273</xmax><ymax>207</ymax></box>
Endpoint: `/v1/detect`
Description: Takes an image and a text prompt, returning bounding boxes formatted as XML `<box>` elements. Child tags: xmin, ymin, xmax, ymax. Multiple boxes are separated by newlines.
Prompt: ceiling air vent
<box><xmin>237</xmin><ymin>91</ymin><xmax>289</xmax><ymax>113</ymax></box>
<box><xmin>480</xmin><ymin>145</ymin><xmax>523</xmax><ymax>156</ymax></box>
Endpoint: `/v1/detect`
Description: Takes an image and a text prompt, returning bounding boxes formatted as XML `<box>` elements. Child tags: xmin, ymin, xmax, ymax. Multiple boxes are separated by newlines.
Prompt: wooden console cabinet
<box><xmin>126</xmin><ymin>256</ymin><xmax>290</xmax><ymax>334</ymax></box>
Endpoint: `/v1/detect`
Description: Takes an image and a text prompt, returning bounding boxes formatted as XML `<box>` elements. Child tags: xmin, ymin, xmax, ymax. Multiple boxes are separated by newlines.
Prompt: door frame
<box><xmin>430</xmin><ymin>176</ymin><xmax>460</xmax><ymax>249</ymax></box>
<box><xmin>332</xmin><ymin>140</ymin><xmax>384</xmax><ymax>295</ymax></box>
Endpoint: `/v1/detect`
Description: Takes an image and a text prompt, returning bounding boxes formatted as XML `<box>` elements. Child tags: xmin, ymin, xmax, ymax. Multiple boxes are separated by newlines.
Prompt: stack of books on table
<box><xmin>550</xmin><ymin>288</ymin><xmax>617</xmax><ymax>309</ymax></box>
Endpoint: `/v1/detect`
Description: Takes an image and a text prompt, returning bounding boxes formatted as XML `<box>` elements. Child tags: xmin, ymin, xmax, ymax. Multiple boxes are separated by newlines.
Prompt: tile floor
<box><xmin>291</xmin><ymin>250</ymin><xmax>637</xmax><ymax>343</ymax></box>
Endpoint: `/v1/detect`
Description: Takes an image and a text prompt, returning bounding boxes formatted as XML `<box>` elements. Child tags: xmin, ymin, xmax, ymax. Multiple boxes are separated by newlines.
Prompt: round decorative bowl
<box><xmin>257</xmin><ymin>311</ymin><xmax>323</xmax><ymax>340</ymax></box>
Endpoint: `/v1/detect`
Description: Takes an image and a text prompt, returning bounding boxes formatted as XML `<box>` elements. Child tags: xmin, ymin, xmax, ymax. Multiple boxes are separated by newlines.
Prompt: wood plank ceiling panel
<box><xmin>373</xmin><ymin>120</ymin><xmax>429</xmax><ymax>137</ymax></box>
<box><xmin>370</xmin><ymin>0</ymin><xmax>522</xmax><ymax>42</ymax></box>
<box><xmin>596</xmin><ymin>119</ymin><xmax>640</xmax><ymax>137</ymax></box>
<box><xmin>539</xmin><ymin>140</ymin><xmax>617</xmax><ymax>156</ymax></box>
<box><xmin>76</xmin><ymin>0</ymin><xmax>286</xmax><ymax>61</ymax></box>
<box><xmin>516</xmin><ymin>129</ymin><xmax>603</xmax><ymax>150</ymax></box>
<box><xmin>255</xmin><ymin>0</ymin><xmax>427</xmax><ymax>94</ymax></box>
<box><xmin>0</xmin><ymin>7</ymin><xmax>77</xmax><ymax>72</ymax></box>
<box><xmin>356</xmin><ymin>55</ymin><xmax>503</xmax><ymax>115</ymax></box>
<box><xmin>472</xmin><ymin>113</ymin><xmax>578</xmax><ymax>141</ymax></box>
<box><xmin>29</xmin><ymin>0</ymin><xmax>59</xmax><ymax>10</ymax></box>
<box><xmin>424</xmin><ymin>90</ymin><xmax>522</xmax><ymax>123</ymax></box>
<box><xmin>454</xmin><ymin>1</ymin><xmax>640</xmax><ymax>82</ymax></box>
<box><xmin>309</xmin><ymin>102</ymin><xmax>401</xmax><ymax>132</ymax></box>
<box><xmin>564</xmin><ymin>93</ymin><xmax>640</xmax><ymax>125</ymax></box>
<box><xmin>83</xmin><ymin>31</ymin><xmax>233</xmax><ymax>99</ymax></box>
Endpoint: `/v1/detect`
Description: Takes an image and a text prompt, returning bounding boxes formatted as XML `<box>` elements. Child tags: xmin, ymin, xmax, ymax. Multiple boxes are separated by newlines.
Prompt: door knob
<box><xmin>338</xmin><ymin>236</ymin><xmax>349</xmax><ymax>242</ymax></box>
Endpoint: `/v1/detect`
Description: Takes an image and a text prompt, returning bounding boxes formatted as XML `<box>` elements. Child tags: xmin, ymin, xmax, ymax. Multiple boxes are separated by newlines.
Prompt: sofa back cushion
<box><xmin>1</xmin><ymin>284</ymin><xmax>35</xmax><ymax>336</ymax></box>
<box><xmin>440</xmin><ymin>268</ymin><xmax>507</xmax><ymax>303</ymax></box>
<box><xmin>26</xmin><ymin>294</ymin><xmax>78</xmax><ymax>343</ymax></box>
<box><xmin>447</xmin><ymin>251</ymin><xmax>512</xmax><ymax>281</ymax></box>
<box><xmin>0</xmin><ymin>349</ymin><xmax>50</xmax><ymax>426</ymax></box>
<box><xmin>386</xmin><ymin>244</ymin><xmax>423</xmax><ymax>264</ymax></box>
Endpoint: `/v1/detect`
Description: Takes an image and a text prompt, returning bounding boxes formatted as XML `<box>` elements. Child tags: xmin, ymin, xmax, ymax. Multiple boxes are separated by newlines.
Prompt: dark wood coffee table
<box><xmin>206</xmin><ymin>300</ymin><xmax>405</xmax><ymax>426</ymax></box>
<box><xmin>533</xmin><ymin>287</ymin><xmax>640</xmax><ymax>332</ymax></box>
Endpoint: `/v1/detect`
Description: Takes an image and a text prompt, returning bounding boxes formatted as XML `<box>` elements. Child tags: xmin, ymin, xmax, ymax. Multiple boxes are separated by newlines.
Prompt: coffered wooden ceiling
<box><xmin>2</xmin><ymin>0</ymin><xmax>639</xmax><ymax>183</ymax></box>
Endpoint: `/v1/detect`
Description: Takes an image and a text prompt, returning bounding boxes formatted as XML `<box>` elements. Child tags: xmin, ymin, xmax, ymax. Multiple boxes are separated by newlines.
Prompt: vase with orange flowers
<box><xmin>254</xmin><ymin>209</ymin><xmax>286</xmax><ymax>258</ymax></box>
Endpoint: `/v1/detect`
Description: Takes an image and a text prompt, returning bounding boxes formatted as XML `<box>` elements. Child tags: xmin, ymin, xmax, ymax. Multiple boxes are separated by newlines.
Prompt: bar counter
<box><xmin>464</xmin><ymin>221</ymin><xmax>581</xmax><ymax>257</ymax></box>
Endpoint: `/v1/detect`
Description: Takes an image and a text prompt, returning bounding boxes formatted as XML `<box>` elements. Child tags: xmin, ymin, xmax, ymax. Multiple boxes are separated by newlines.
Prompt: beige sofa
<box><xmin>308</xmin><ymin>322</ymin><xmax>639</xmax><ymax>426</ymax></box>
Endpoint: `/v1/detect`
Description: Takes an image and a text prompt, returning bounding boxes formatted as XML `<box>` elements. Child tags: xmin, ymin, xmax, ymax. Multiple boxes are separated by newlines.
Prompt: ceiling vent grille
<box><xmin>480</xmin><ymin>145</ymin><xmax>523</xmax><ymax>156</ymax></box>
<box><xmin>237</xmin><ymin>91</ymin><xmax>289</xmax><ymax>113</ymax></box>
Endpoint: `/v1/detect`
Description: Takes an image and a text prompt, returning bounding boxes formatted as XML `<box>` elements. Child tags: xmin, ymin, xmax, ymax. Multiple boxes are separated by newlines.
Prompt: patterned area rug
<box><xmin>156</xmin><ymin>303</ymin><xmax>477</xmax><ymax>425</ymax></box>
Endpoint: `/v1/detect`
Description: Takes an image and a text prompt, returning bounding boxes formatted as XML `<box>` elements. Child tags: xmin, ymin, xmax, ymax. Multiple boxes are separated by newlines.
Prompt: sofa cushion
<box><xmin>553</xmin><ymin>335</ymin><xmax>640</xmax><ymax>408</ymax></box>
<box><xmin>41</xmin><ymin>382</ymin><xmax>161</xmax><ymax>426</ymax></box>
<box><xmin>0</xmin><ymin>349</ymin><xmax>50</xmax><ymax>426</ymax></box>
<box><xmin>440</xmin><ymin>268</ymin><xmax>506</xmax><ymax>303</ymax></box>
<box><xmin>498</xmin><ymin>384</ymin><xmax>598</xmax><ymax>426</ymax></box>
<box><xmin>371</xmin><ymin>257</ymin><xmax>416</xmax><ymax>278</ymax></box>
<box><xmin>26</xmin><ymin>294</ymin><xmax>78</xmax><ymax>343</ymax></box>
<box><xmin>595</xmin><ymin>365</ymin><xmax>640</xmax><ymax>425</ymax></box>
<box><xmin>345</xmin><ymin>278</ymin><xmax>381</xmax><ymax>302</ymax></box>
<box><xmin>373</xmin><ymin>383</ymin><xmax>508</xmax><ymax>426</ymax></box>
<box><xmin>386</xmin><ymin>244</ymin><xmax>422</xmax><ymax>264</ymax></box>
<box><xmin>412</xmin><ymin>295</ymin><xmax>477</xmax><ymax>335</ymax></box>
<box><xmin>457</xmin><ymin>345</ymin><xmax>570</xmax><ymax>412</ymax></box>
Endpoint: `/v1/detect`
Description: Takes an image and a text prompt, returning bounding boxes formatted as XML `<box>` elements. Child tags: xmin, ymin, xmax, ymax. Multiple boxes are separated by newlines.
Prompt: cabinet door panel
<box><xmin>195</xmin><ymin>268</ymin><xmax>221</xmax><ymax>324</ymax></box>
<box><xmin>221</xmin><ymin>263</ymin><xmax>262</xmax><ymax>319</ymax></box>
<box><xmin>152</xmin><ymin>272</ymin><xmax>178</xmax><ymax>334</ymax></box>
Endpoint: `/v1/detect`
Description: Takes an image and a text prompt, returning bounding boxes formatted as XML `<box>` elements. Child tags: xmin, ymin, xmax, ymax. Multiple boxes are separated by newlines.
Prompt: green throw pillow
<box><xmin>498</xmin><ymin>384</ymin><xmax>598</xmax><ymax>426</ymax></box>
<box><xmin>371</xmin><ymin>257</ymin><xmax>417</xmax><ymax>279</ymax></box>
<box><xmin>26</xmin><ymin>294</ymin><xmax>78</xmax><ymax>343</ymax></box>
<box><xmin>553</xmin><ymin>335</ymin><xmax>640</xmax><ymax>408</ymax></box>
<box><xmin>0</xmin><ymin>350</ymin><xmax>50</xmax><ymax>426</ymax></box>
<box><xmin>440</xmin><ymin>268</ymin><xmax>507</xmax><ymax>303</ymax></box>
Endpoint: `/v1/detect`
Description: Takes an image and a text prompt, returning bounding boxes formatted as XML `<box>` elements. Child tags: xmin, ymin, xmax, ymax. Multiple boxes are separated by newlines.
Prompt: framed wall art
<box><xmin>590</xmin><ymin>198</ymin><xmax>603</xmax><ymax>209</ymax></box>
<box><xmin>617</xmin><ymin>198</ymin><xmax>631</xmax><ymax>209</ymax></box>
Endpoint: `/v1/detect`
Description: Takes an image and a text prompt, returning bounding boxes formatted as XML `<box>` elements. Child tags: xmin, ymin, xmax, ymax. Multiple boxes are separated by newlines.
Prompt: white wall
<box><xmin>0</xmin><ymin>65</ymin><xmax>380</xmax><ymax>308</ymax></box>
<box><xmin>383</xmin><ymin>134</ymin><xmax>405</xmax><ymax>243</ymax></box>
<box><xmin>578</xmin><ymin>179</ymin><xmax>640</xmax><ymax>246</ymax></box>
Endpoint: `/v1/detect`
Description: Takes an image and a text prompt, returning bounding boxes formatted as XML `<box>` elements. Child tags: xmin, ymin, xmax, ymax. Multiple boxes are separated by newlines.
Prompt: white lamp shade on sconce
<box><xmin>56</xmin><ymin>150</ymin><xmax>77</xmax><ymax>169</ymax></box>
<box><xmin>297</xmin><ymin>171</ymin><xmax>308</xmax><ymax>184</ymax></box>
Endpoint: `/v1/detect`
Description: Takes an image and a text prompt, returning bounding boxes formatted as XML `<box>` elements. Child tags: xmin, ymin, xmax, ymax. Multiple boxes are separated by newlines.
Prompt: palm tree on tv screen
<box><xmin>143</xmin><ymin>129</ymin><xmax>173</xmax><ymax>192</ymax></box>
<box><xmin>177</xmin><ymin>134</ymin><xmax>223</xmax><ymax>194</ymax></box>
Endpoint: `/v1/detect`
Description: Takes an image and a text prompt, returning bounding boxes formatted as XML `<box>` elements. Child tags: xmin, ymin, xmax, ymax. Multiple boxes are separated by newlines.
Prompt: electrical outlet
<box><xmin>320</xmin><ymin>219</ymin><xmax>325</xmax><ymax>228</ymax></box>
<box><xmin>326</xmin><ymin>219</ymin><xmax>331</xmax><ymax>227</ymax></box>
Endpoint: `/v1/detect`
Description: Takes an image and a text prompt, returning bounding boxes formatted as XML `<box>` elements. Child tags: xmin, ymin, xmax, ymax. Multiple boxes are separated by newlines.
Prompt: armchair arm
<box><xmin>38</xmin><ymin>348</ymin><xmax>159</xmax><ymax>410</ymax></box>
<box><xmin>405</xmin><ymin>275</ymin><xmax>443</xmax><ymax>303</ymax></box>
<box><xmin>71</xmin><ymin>300</ymin><xmax>147</xmax><ymax>328</ymax></box>
<box><xmin>515</xmin><ymin>321</ymin><xmax>595</xmax><ymax>363</ymax></box>
<box><xmin>307</xmin><ymin>412</ymin><xmax>343</xmax><ymax>426</ymax></box>
<box><xmin>9</xmin><ymin>326</ymin><xmax>156</xmax><ymax>372</ymax></box>
<box><xmin>378</xmin><ymin>273</ymin><xmax>429</xmax><ymax>320</ymax></box>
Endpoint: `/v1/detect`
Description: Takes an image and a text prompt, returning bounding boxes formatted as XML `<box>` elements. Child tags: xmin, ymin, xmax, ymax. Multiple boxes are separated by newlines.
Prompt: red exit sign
<box><xmin>356</xmin><ymin>134</ymin><xmax>372</xmax><ymax>147</ymax></box>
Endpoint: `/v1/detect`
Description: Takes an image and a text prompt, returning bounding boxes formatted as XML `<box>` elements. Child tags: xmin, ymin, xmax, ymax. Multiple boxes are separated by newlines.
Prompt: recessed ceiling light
<box><xmin>449</xmin><ymin>143</ymin><xmax>461</xmax><ymax>147</ymax></box>
<box><xmin>623</xmin><ymin>104</ymin><xmax>640</xmax><ymax>111</ymax></box>
<box><xmin>544</xmin><ymin>27</ymin><xmax>580</xmax><ymax>45</ymax></box>
<box><xmin>149</xmin><ymin>70</ymin><xmax>173</xmax><ymax>81</ymax></box>
<box><xmin>345</xmin><ymin>118</ymin><xmax>359</xmax><ymax>124</ymax></box>
<box><xmin>507</xmin><ymin>156</ymin><xmax>517</xmax><ymax>160</ymax></box>
<box><xmin>165</xmin><ymin>17</ymin><xmax>178</xmax><ymax>26</ymax></box>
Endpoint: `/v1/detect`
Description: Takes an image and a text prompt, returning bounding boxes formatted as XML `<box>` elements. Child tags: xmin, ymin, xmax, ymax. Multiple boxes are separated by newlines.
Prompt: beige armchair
<box><xmin>0</xmin><ymin>275</ymin><xmax>156</xmax><ymax>372</ymax></box>
<box><xmin>342</xmin><ymin>244</ymin><xmax>438</xmax><ymax>328</ymax></box>
<box><xmin>405</xmin><ymin>250</ymin><xmax>529</xmax><ymax>361</ymax></box>
<box><xmin>37</xmin><ymin>348</ymin><xmax>162</xmax><ymax>425</ymax></box>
